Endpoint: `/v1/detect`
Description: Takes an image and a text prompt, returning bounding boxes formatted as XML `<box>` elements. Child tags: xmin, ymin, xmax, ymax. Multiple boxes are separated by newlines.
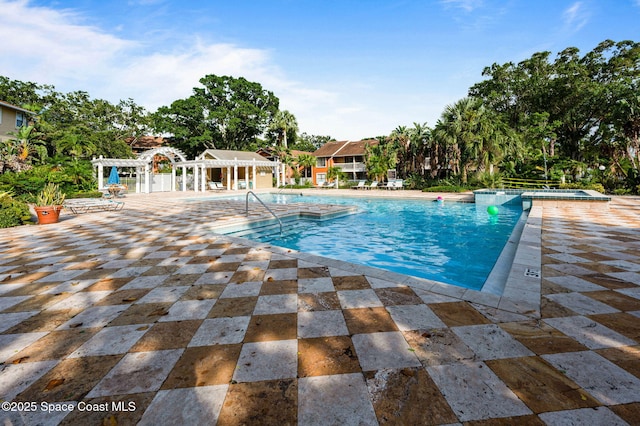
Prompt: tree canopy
<box><xmin>152</xmin><ymin>75</ymin><xmax>280</xmax><ymax>157</ymax></box>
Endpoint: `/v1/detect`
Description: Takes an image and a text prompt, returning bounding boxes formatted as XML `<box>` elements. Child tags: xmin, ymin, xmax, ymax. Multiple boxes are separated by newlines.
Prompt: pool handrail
<box><xmin>245</xmin><ymin>191</ymin><xmax>283</xmax><ymax>236</ymax></box>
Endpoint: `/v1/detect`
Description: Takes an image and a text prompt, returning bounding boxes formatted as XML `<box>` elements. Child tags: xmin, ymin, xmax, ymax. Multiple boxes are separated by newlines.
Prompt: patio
<box><xmin>0</xmin><ymin>190</ymin><xmax>639</xmax><ymax>425</ymax></box>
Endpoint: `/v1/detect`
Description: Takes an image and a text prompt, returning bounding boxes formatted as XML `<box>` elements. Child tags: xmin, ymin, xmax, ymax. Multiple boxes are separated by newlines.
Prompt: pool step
<box><xmin>224</xmin><ymin>221</ymin><xmax>309</xmax><ymax>240</ymax></box>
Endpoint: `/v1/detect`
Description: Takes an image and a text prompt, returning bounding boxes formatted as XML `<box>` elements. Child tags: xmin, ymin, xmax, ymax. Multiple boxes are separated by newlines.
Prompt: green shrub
<box><xmin>422</xmin><ymin>185</ymin><xmax>469</xmax><ymax>193</ymax></box>
<box><xmin>0</xmin><ymin>192</ymin><xmax>32</xmax><ymax>228</ymax></box>
<box><xmin>559</xmin><ymin>182</ymin><xmax>606</xmax><ymax>193</ymax></box>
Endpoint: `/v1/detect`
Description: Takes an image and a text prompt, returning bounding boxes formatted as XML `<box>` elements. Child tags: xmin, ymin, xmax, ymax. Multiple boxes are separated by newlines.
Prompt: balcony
<box><xmin>333</xmin><ymin>162</ymin><xmax>366</xmax><ymax>173</ymax></box>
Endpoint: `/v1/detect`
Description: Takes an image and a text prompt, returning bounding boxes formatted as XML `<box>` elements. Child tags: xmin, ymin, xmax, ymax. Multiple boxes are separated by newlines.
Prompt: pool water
<box><xmin>222</xmin><ymin>194</ymin><xmax>522</xmax><ymax>290</ymax></box>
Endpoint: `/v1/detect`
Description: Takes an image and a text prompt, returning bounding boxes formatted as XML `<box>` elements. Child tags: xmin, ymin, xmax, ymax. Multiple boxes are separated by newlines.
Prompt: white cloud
<box><xmin>440</xmin><ymin>0</ymin><xmax>484</xmax><ymax>12</ymax></box>
<box><xmin>563</xmin><ymin>2</ymin><xmax>590</xmax><ymax>32</ymax></box>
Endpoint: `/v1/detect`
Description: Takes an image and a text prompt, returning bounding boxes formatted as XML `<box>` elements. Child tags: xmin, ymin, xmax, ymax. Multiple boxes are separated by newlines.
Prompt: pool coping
<box><xmin>209</xmin><ymin>193</ymin><xmax>542</xmax><ymax>318</ymax></box>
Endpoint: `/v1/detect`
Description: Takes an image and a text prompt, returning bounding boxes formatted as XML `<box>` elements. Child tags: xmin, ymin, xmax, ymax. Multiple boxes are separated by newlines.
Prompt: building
<box><xmin>312</xmin><ymin>139</ymin><xmax>378</xmax><ymax>184</ymax></box>
<box><xmin>0</xmin><ymin>101</ymin><xmax>34</xmax><ymax>142</ymax></box>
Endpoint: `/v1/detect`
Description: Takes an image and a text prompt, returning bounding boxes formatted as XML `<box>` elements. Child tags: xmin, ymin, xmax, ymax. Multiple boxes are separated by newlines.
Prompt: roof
<box><xmin>313</xmin><ymin>139</ymin><xmax>378</xmax><ymax>158</ymax></box>
<box><xmin>127</xmin><ymin>136</ymin><xmax>166</xmax><ymax>151</ymax></box>
<box><xmin>199</xmin><ymin>149</ymin><xmax>272</xmax><ymax>162</ymax></box>
<box><xmin>0</xmin><ymin>100</ymin><xmax>35</xmax><ymax>114</ymax></box>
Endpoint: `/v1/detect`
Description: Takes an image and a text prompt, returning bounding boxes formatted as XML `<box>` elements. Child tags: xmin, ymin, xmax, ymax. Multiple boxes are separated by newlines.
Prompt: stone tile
<box><xmin>343</xmin><ymin>307</ymin><xmax>399</xmax><ymax>334</ymax></box>
<box><xmin>189</xmin><ymin>317</ymin><xmax>250</xmax><ymax>346</ymax></box>
<box><xmin>542</xmin><ymin>350</ymin><xmax>640</xmax><ymax>405</ymax></box>
<box><xmin>41</xmin><ymin>291</ymin><xmax>110</xmax><ymax>311</ymax></box>
<box><xmin>428</xmin><ymin>301</ymin><xmax>491</xmax><ymax>326</ymax></box>
<box><xmin>138</xmin><ymin>385</ymin><xmax>228</xmax><ymax>425</ymax></box>
<box><xmin>92</xmin><ymin>288</ymin><xmax>151</xmax><ymax>305</ymax></box>
<box><xmin>120</xmin><ymin>275</ymin><xmax>168</xmax><ymax>289</ymax></box>
<box><xmin>587</xmin><ymin>290</ymin><xmax>640</xmax><ymax>311</ymax></box>
<box><xmin>3</xmin><ymin>309</ymin><xmax>81</xmax><ymax>334</ymax></box>
<box><xmin>386</xmin><ymin>304</ymin><xmax>447</xmax><ymax>331</ymax></box>
<box><xmin>130</xmin><ymin>320</ymin><xmax>202</xmax><ymax>352</ymax></box>
<box><xmin>68</xmin><ymin>325</ymin><xmax>149</xmax><ymax>357</ymax></box>
<box><xmin>403</xmin><ymin>328</ymin><xmax>476</xmax><ymax>366</ymax></box>
<box><xmin>158</xmin><ymin>299</ymin><xmax>217</xmax><ymax>322</ymax></box>
<box><xmin>135</xmin><ymin>286</ymin><xmax>190</xmax><ymax>304</ymax></box>
<box><xmin>0</xmin><ymin>360</ymin><xmax>58</xmax><ymax>402</ymax></box>
<box><xmin>486</xmin><ymin>356</ymin><xmax>599</xmax><ymax>413</ymax></box>
<box><xmin>40</xmin><ymin>279</ymin><xmax>98</xmax><ymax>294</ymax></box>
<box><xmin>427</xmin><ymin>361</ymin><xmax>532</xmax><ymax>422</ymax></box>
<box><xmin>452</xmin><ymin>324</ymin><xmax>534</xmax><ymax>360</ymax></box>
<box><xmin>7</xmin><ymin>328</ymin><xmax>100</xmax><ymax>363</ymax></box>
<box><xmin>499</xmin><ymin>320</ymin><xmax>589</xmax><ymax>355</ymax></box>
<box><xmin>259</xmin><ymin>279</ymin><xmax>298</xmax><ymax>295</ymax></box>
<box><xmin>298</xmin><ymin>277</ymin><xmax>335</xmax><ymax>293</ymax></box>
<box><xmin>34</xmin><ymin>269</ymin><xmax>89</xmax><ymax>282</ymax></box>
<box><xmin>298</xmin><ymin>266</ymin><xmax>330</xmax><ymax>279</ymax></box>
<box><xmin>0</xmin><ymin>311</ymin><xmax>38</xmax><ymax>333</ymax></box>
<box><xmin>0</xmin><ymin>332</ymin><xmax>48</xmax><ymax>363</ymax></box>
<box><xmin>253</xmin><ymin>294</ymin><xmax>298</xmax><ymax>314</ymax></box>
<box><xmin>229</xmin><ymin>268</ymin><xmax>266</xmax><ymax>283</ymax></box>
<box><xmin>610</xmin><ymin>402</ymin><xmax>640</xmax><ymax>425</ymax></box>
<box><xmin>545</xmin><ymin>292</ymin><xmax>620</xmax><ymax>315</ymax></box>
<box><xmin>365</xmin><ymin>367</ymin><xmax>458</xmax><ymax>425</ymax></box>
<box><xmin>57</xmin><ymin>305</ymin><xmax>129</xmax><ymax>329</ymax></box>
<box><xmin>332</xmin><ymin>275</ymin><xmax>371</xmax><ymax>290</ymax></box>
<box><xmin>297</xmin><ymin>332</ymin><xmax>363</xmax><ymax>378</ymax></box>
<box><xmin>538</xmin><ymin>407</ymin><xmax>629</xmax><ymax>426</ymax></box>
<box><xmin>1</xmin><ymin>402</ymin><xmax>75</xmax><ymax>425</ymax></box>
<box><xmin>217</xmin><ymin>380</ymin><xmax>297</xmax><ymax>425</ymax></box>
<box><xmin>87</xmin><ymin>349</ymin><xmax>183</xmax><ymax>398</ymax></box>
<box><xmin>15</xmin><ymin>355</ymin><xmax>123</xmax><ymax>402</ymax></box>
<box><xmin>545</xmin><ymin>275</ymin><xmax>607</xmax><ymax>292</ymax></box>
<box><xmin>595</xmin><ymin>346</ymin><xmax>640</xmax><ymax>379</ymax></box>
<box><xmin>108</xmin><ymin>302</ymin><xmax>173</xmax><ymax>326</ymax></box>
<box><xmin>162</xmin><ymin>344</ymin><xmax>242</xmax><ymax>388</ymax></box>
<box><xmin>264</xmin><ymin>267</ymin><xmax>297</xmax><ymax>281</ymax></box>
<box><xmin>337</xmin><ymin>289</ymin><xmax>383</xmax><ymax>309</ymax></box>
<box><xmin>587</xmin><ymin>312</ymin><xmax>640</xmax><ymax>341</ymax></box>
<box><xmin>352</xmin><ymin>331</ymin><xmax>421</xmax><ymax>371</ymax></box>
<box><xmin>297</xmin><ymin>310</ymin><xmax>349</xmax><ymax>338</ymax></box>
<box><xmin>232</xmin><ymin>340</ymin><xmax>297</xmax><ymax>383</ymax></box>
<box><xmin>219</xmin><ymin>281</ymin><xmax>262</xmax><ymax>298</ymax></box>
<box><xmin>297</xmin><ymin>292</ymin><xmax>342</xmax><ymax>311</ymax></box>
<box><xmin>207</xmin><ymin>296</ymin><xmax>258</xmax><ymax>317</ymax></box>
<box><xmin>243</xmin><ymin>313</ymin><xmax>297</xmax><ymax>342</ymax></box>
<box><xmin>544</xmin><ymin>316</ymin><xmax>637</xmax><ymax>349</ymax></box>
<box><xmin>374</xmin><ymin>286</ymin><xmax>423</xmax><ymax>305</ymax></box>
<box><xmin>298</xmin><ymin>373</ymin><xmax>378</xmax><ymax>425</ymax></box>
<box><xmin>193</xmin><ymin>271</ymin><xmax>233</xmax><ymax>285</ymax></box>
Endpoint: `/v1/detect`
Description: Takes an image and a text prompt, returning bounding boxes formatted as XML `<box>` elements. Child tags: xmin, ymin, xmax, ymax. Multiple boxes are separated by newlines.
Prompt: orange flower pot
<box><xmin>34</xmin><ymin>205</ymin><xmax>63</xmax><ymax>225</ymax></box>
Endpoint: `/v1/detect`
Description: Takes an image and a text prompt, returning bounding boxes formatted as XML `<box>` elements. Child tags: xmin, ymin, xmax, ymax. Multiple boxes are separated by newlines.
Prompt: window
<box><xmin>316</xmin><ymin>158</ymin><xmax>326</xmax><ymax>167</ymax></box>
<box><xmin>16</xmin><ymin>112</ymin><xmax>25</xmax><ymax>128</ymax></box>
<box><xmin>316</xmin><ymin>173</ymin><xmax>326</xmax><ymax>183</ymax></box>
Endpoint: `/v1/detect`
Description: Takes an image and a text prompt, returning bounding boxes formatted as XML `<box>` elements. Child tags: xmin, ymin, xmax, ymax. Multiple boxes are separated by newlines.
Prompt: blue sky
<box><xmin>1</xmin><ymin>0</ymin><xmax>639</xmax><ymax>140</ymax></box>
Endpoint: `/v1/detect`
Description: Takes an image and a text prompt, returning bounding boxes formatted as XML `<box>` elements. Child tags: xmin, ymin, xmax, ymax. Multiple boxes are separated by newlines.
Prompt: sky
<box><xmin>1</xmin><ymin>0</ymin><xmax>639</xmax><ymax>140</ymax></box>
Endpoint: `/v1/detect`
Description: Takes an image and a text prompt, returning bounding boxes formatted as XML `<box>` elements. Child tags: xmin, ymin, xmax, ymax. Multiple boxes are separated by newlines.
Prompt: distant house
<box><xmin>126</xmin><ymin>136</ymin><xmax>167</xmax><ymax>154</ymax></box>
<box><xmin>256</xmin><ymin>147</ymin><xmax>315</xmax><ymax>184</ymax></box>
<box><xmin>312</xmin><ymin>139</ymin><xmax>378</xmax><ymax>184</ymax></box>
<box><xmin>0</xmin><ymin>100</ymin><xmax>34</xmax><ymax>142</ymax></box>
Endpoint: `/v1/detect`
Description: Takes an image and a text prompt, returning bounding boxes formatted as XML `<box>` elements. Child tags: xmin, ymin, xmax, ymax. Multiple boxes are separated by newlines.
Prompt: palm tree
<box><xmin>270</xmin><ymin>110</ymin><xmax>298</xmax><ymax>148</ymax></box>
<box><xmin>296</xmin><ymin>153</ymin><xmax>316</xmax><ymax>180</ymax></box>
<box><xmin>365</xmin><ymin>140</ymin><xmax>397</xmax><ymax>182</ymax></box>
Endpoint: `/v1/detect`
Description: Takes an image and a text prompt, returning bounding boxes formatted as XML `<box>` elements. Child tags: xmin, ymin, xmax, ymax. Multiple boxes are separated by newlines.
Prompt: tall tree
<box><xmin>153</xmin><ymin>75</ymin><xmax>279</xmax><ymax>157</ymax></box>
<box><xmin>269</xmin><ymin>110</ymin><xmax>299</xmax><ymax>148</ymax></box>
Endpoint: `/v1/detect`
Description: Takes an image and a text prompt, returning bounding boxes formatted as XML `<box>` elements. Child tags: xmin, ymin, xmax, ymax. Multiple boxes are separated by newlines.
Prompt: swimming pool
<box><xmin>218</xmin><ymin>194</ymin><xmax>523</xmax><ymax>291</ymax></box>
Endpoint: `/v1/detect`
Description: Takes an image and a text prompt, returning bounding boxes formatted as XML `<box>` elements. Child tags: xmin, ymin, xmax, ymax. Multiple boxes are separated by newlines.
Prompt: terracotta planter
<box><xmin>34</xmin><ymin>205</ymin><xmax>63</xmax><ymax>225</ymax></box>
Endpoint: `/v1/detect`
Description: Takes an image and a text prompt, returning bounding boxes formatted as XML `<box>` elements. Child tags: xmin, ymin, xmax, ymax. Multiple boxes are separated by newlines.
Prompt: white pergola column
<box><xmin>244</xmin><ymin>166</ymin><xmax>249</xmax><ymax>190</ymax></box>
<box><xmin>136</xmin><ymin>167</ymin><xmax>141</xmax><ymax>193</ymax></box>
<box><xmin>144</xmin><ymin>164</ymin><xmax>150</xmax><ymax>193</ymax></box>
<box><xmin>171</xmin><ymin>166</ymin><xmax>176</xmax><ymax>191</ymax></box>
<box><xmin>182</xmin><ymin>166</ymin><xmax>187</xmax><ymax>191</ymax></box>
<box><xmin>281</xmin><ymin>164</ymin><xmax>286</xmax><ymax>186</ymax></box>
<box><xmin>194</xmin><ymin>164</ymin><xmax>199</xmax><ymax>192</ymax></box>
<box><xmin>97</xmin><ymin>161</ymin><xmax>104</xmax><ymax>189</ymax></box>
<box><xmin>226</xmin><ymin>167</ymin><xmax>231</xmax><ymax>190</ymax></box>
<box><xmin>201</xmin><ymin>164</ymin><xmax>207</xmax><ymax>191</ymax></box>
<box><xmin>233</xmin><ymin>158</ymin><xmax>238</xmax><ymax>190</ymax></box>
<box><xmin>252</xmin><ymin>159</ymin><xmax>257</xmax><ymax>190</ymax></box>
<box><xmin>275</xmin><ymin>165</ymin><xmax>280</xmax><ymax>187</ymax></box>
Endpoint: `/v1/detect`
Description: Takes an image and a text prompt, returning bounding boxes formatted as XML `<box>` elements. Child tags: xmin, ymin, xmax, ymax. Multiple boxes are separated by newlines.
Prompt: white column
<box><xmin>136</xmin><ymin>167</ymin><xmax>141</xmax><ymax>193</ymax></box>
<box><xmin>252</xmin><ymin>159</ymin><xmax>257</xmax><ymax>190</ymax></box>
<box><xmin>144</xmin><ymin>164</ymin><xmax>150</xmax><ymax>193</ymax></box>
<box><xmin>226</xmin><ymin>167</ymin><xmax>231</xmax><ymax>190</ymax></box>
<box><xmin>275</xmin><ymin>165</ymin><xmax>280</xmax><ymax>187</ymax></box>
<box><xmin>97</xmin><ymin>162</ymin><xmax>104</xmax><ymax>189</ymax></box>
<box><xmin>281</xmin><ymin>164</ymin><xmax>286</xmax><ymax>186</ymax></box>
<box><xmin>233</xmin><ymin>158</ymin><xmax>238</xmax><ymax>190</ymax></box>
<box><xmin>182</xmin><ymin>166</ymin><xmax>187</xmax><ymax>191</ymax></box>
<box><xmin>171</xmin><ymin>167</ymin><xmax>176</xmax><ymax>191</ymax></box>
<box><xmin>201</xmin><ymin>165</ymin><xmax>207</xmax><ymax>191</ymax></box>
<box><xmin>194</xmin><ymin>164</ymin><xmax>199</xmax><ymax>192</ymax></box>
<box><xmin>244</xmin><ymin>166</ymin><xmax>249</xmax><ymax>190</ymax></box>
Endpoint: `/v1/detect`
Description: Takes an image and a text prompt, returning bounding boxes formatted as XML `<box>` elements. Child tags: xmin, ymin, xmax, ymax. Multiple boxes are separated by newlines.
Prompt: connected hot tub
<box><xmin>474</xmin><ymin>188</ymin><xmax>611</xmax><ymax>210</ymax></box>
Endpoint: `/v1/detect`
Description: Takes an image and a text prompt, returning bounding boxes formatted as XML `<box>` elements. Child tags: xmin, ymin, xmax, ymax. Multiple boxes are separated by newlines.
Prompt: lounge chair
<box><xmin>64</xmin><ymin>198</ymin><xmax>124</xmax><ymax>214</ymax></box>
<box><xmin>352</xmin><ymin>180</ymin><xmax>366</xmax><ymax>190</ymax></box>
<box><xmin>385</xmin><ymin>179</ymin><xmax>404</xmax><ymax>190</ymax></box>
<box><xmin>365</xmin><ymin>181</ymin><xmax>378</xmax><ymax>190</ymax></box>
<box><xmin>208</xmin><ymin>182</ymin><xmax>225</xmax><ymax>191</ymax></box>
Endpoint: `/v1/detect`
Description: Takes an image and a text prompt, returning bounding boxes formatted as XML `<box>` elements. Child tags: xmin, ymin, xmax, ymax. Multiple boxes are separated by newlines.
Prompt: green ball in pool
<box><xmin>487</xmin><ymin>205</ymin><xmax>499</xmax><ymax>215</ymax></box>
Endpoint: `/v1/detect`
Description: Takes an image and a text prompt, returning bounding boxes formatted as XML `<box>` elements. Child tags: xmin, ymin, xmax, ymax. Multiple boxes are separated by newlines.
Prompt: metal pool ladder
<box><xmin>246</xmin><ymin>191</ymin><xmax>283</xmax><ymax>236</ymax></box>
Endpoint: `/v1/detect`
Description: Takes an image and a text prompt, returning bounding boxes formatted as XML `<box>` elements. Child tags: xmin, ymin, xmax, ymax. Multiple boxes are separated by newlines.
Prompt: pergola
<box><xmin>92</xmin><ymin>147</ymin><xmax>284</xmax><ymax>193</ymax></box>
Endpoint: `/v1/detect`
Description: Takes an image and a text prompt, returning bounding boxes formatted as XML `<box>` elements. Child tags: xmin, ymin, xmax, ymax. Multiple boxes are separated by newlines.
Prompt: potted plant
<box><xmin>34</xmin><ymin>183</ymin><xmax>66</xmax><ymax>224</ymax></box>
